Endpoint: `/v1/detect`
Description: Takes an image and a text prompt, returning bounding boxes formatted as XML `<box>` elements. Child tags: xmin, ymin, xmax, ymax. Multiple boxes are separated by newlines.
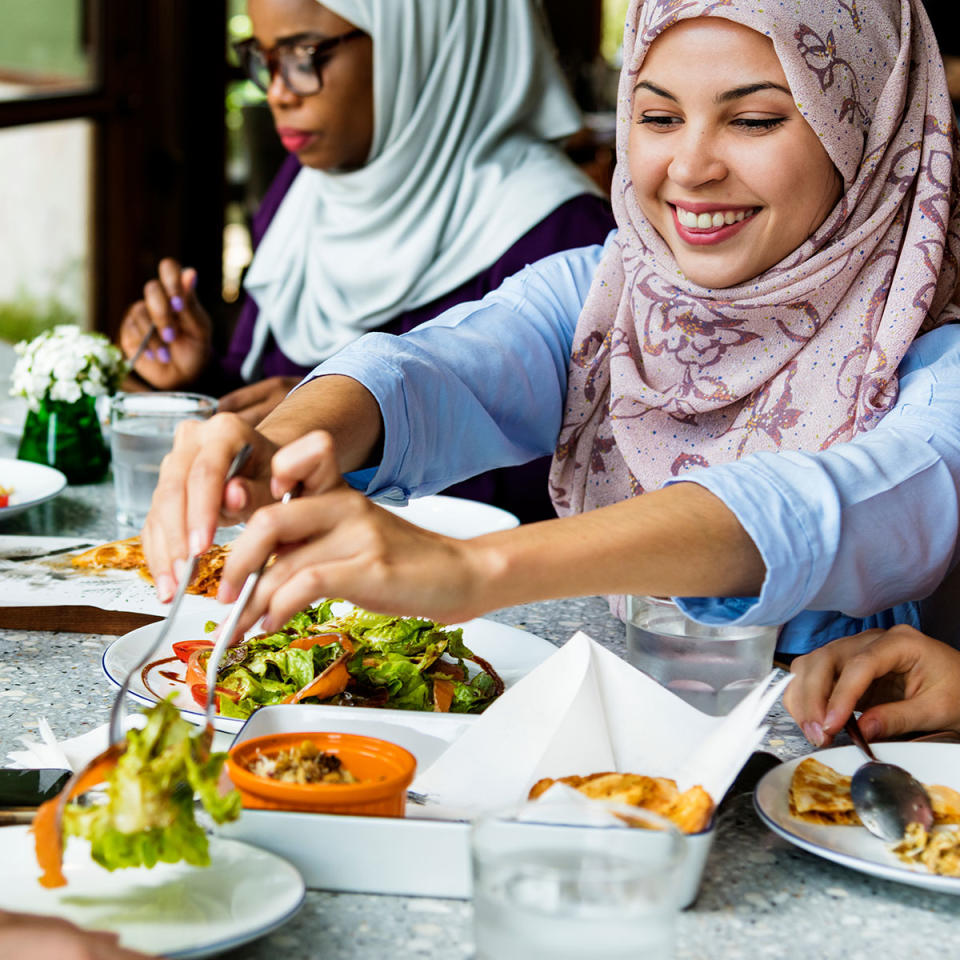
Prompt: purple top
<box><xmin>205</xmin><ymin>153</ymin><xmax>615</xmax><ymax>521</ymax></box>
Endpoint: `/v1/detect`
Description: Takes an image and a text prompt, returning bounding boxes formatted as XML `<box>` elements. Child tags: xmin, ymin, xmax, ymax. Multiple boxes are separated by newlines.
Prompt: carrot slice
<box><xmin>32</xmin><ymin>743</ymin><xmax>124</xmax><ymax>888</ymax></box>
<box><xmin>432</xmin><ymin>678</ymin><xmax>454</xmax><ymax>713</ymax></box>
<box><xmin>282</xmin><ymin>652</ymin><xmax>351</xmax><ymax>705</ymax></box>
<box><xmin>288</xmin><ymin>632</ymin><xmax>349</xmax><ymax>651</ymax></box>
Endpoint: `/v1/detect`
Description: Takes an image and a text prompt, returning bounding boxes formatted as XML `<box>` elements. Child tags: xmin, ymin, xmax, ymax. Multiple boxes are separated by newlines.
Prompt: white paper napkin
<box><xmin>412</xmin><ymin>631</ymin><xmax>790</xmax><ymax>818</ymax></box>
<box><xmin>6</xmin><ymin>718</ymin><xmax>233</xmax><ymax>771</ymax></box>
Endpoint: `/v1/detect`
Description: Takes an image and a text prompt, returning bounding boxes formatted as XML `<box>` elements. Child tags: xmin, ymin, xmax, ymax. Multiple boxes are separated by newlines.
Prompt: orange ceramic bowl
<box><xmin>226</xmin><ymin>732</ymin><xmax>417</xmax><ymax>818</ymax></box>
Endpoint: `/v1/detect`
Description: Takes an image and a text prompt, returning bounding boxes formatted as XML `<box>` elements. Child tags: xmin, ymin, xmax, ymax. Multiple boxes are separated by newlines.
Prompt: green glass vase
<box><xmin>17</xmin><ymin>393</ymin><xmax>110</xmax><ymax>484</ymax></box>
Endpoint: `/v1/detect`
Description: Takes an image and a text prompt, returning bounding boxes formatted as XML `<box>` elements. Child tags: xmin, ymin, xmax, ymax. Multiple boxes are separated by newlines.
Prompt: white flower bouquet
<box><xmin>10</xmin><ymin>324</ymin><xmax>126</xmax><ymax>411</ymax></box>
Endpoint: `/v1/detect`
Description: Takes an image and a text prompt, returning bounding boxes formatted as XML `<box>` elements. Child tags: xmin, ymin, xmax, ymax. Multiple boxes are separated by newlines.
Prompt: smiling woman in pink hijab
<box><xmin>142</xmin><ymin>0</ymin><xmax>960</xmax><ymax>662</ymax></box>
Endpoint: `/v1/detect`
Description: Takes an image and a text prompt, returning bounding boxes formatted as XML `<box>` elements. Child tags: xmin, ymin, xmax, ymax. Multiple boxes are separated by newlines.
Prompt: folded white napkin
<box><xmin>6</xmin><ymin>718</ymin><xmax>233</xmax><ymax>771</ymax></box>
<box><xmin>412</xmin><ymin>631</ymin><xmax>790</xmax><ymax>818</ymax></box>
<box><xmin>6</xmin><ymin>719</ymin><xmax>110</xmax><ymax>772</ymax></box>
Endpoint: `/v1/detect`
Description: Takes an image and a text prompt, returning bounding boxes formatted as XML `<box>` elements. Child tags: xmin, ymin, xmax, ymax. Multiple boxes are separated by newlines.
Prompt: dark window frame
<box><xmin>0</xmin><ymin>0</ymin><xmax>227</xmax><ymax>339</ymax></box>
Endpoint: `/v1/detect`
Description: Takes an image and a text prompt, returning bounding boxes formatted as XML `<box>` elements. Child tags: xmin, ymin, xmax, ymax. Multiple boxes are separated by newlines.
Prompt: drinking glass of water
<box><xmin>625</xmin><ymin>595</ymin><xmax>779</xmax><ymax>716</ymax></box>
<box><xmin>471</xmin><ymin>801</ymin><xmax>686</xmax><ymax>960</ymax></box>
<box><xmin>109</xmin><ymin>392</ymin><xmax>217</xmax><ymax>530</ymax></box>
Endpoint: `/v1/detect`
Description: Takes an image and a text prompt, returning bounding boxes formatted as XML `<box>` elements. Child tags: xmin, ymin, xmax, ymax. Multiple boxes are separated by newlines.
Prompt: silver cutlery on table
<box><xmin>200</xmin><ymin>482</ymin><xmax>299</xmax><ymax>731</ymax></box>
<box><xmin>107</xmin><ymin>443</ymin><xmax>254</xmax><ymax>745</ymax></box>
<box><xmin>846</xmin><ymin>714</ymin><xmax>933</xmax><ymax>841</ymax></box>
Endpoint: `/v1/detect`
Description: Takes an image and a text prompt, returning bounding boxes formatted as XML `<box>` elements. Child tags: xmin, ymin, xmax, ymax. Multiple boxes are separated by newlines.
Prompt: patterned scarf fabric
<box><xmin>549</xmin><ymin>0</ymin><xmax>960</xmax><ymax>521</ymax></box>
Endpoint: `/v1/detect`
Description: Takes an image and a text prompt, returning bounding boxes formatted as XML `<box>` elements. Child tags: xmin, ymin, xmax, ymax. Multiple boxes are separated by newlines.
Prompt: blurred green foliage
<box><xmin>0</xmin><ymin>0</ymin><xmax>87</xmax><ymax>81</ymax></box>
<box><xmin>601</xmin><ymin>0</ymin><xmax>629</xmax><ymax>65</ymax></box>
<box><xmin>0</xmin><ymin>293</ymin><xmax>76</xmax><ymax>346</ymax></box>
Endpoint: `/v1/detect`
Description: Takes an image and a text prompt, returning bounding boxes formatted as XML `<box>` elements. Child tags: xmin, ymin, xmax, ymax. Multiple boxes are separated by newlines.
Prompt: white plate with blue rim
<box><xmin>0</xmin><ymin>826</ymin><xmax>305</xmax><ymax>957</ymax></box>
<box><xmin>379</xmin><ymin>494</ymin><xmax>519</xmax><ymax>538</ymax></box>
<box><xmin>754</xmin><ymin>742</ymin><xmax>960</xmax><ymax>894</ymax></box>
<box><xmin>0</xmin><ymin>457</ymin><xmax>67</xmax><ymax>520</ymax></box>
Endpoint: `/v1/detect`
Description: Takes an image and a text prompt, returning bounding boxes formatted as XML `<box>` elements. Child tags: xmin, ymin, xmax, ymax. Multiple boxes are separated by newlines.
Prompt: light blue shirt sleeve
<box><xmin>673</xmin><ymin>323</ymin><xmax>960</xmax><ymax>647</ymax></box>
<box><xmin>309</xmin><ymin>238</ymin><xmax>608</xmax><ymax>503</ymax></box>
<box><xmin>306</xmin><ymin>237</ymin><xmax>960</xmax><ymax>655</ymax></box>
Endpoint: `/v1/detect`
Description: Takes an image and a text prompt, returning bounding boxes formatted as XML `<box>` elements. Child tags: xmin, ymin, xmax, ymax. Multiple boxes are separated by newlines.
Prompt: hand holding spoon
<box><xmin>846</xmin><ymin>714</ymin><xmax>933</xmax><ymax>841</ymax></box>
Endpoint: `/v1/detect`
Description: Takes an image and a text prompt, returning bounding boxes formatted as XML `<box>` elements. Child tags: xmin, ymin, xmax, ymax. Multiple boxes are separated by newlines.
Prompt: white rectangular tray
<box><xmin>215</xmin><ymin>705</ymin><xmax>715</xmax><ymax>906</ymax></box>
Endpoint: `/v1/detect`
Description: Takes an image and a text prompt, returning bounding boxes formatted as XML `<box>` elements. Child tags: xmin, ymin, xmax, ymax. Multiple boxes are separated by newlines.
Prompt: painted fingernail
<box><xmin>173</xmin><ymin>558</ymin><xmax>187</xmax><ymax>583</ymax></box>
<box><xmin>823</xmin><ymin>710</ymin><xmax>841</xmax><ymax>733</ymax></box>
<box><xmin>170</xmin><ymin>295</ymin><xmax>184</xmax><ymax>312</ymax></box>
<box><xmin>156</xmin><ymin>573</ymin><xmax>175</xmax><ymax>601</ymax></box>
<box><xmin>161</xmin><ymin>326</ymin><xmax>176</xmax><ymax>343</ymax></box>
<box><xmin>261</xmin><ymin>615</ymin><xmax>276</xmax><ymax>633</ymax></box>
<box><xmin>157</xmin><ymin>346</ymin><xmax>171</xmax><ymax>363</ymax></box>
<box><xmin>145</xmin><ymin>349</ymin><xmax>155</xmax><ymax>362</ymax></box>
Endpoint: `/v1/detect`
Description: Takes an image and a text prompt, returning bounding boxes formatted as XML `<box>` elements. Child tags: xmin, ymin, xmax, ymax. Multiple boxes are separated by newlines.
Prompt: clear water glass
<box><xmin>471</xmin><ymin>803</ymin><xmax>685</xmax><ymax>960</ymax></box>
<box><xmin>109</xmin><ymin>392</ymin><xmax>216</xmax><ymax>530</ymax></box>
<box><xmin>625</xmin><ymin>595</ymin><xmax>779</xmax><ymax>716</ymax></box>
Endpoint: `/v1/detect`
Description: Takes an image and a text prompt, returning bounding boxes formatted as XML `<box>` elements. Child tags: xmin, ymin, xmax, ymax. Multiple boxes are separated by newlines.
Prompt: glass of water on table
<box><xmin>471</xmin><ymin>801</ymin><xmax>686</xmax><ymax>960</ymax></box>
<box><xmin>626</xmin><ymin>595</ymin><xmax>780</xmax><ymax>716</ymax></box>
<box><xmin>109</xmin><ymin>392</ymin><xmax>217</xmax><ymax>529</ymax></box>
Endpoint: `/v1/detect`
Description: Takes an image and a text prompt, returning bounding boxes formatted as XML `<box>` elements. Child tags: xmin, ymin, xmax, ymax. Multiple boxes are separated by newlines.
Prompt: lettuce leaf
<box><xmin>62</xmin><ymin>698</ymin><xmax>241</xmax><ymax>872</ymax></box>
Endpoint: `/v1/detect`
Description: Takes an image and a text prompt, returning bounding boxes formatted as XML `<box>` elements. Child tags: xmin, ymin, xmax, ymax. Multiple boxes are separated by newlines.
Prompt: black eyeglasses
<box><xmin>232</xmin><ymin>28</ymin><xmax>366</xmax><ymax>96</ymax></box>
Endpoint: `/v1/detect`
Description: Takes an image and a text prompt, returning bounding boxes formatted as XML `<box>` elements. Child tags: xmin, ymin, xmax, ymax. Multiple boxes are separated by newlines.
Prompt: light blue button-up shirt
<box><xmin>312</xmin><ymin>236</ymin><xmax>960</xmax><ymax>654</ymax></box>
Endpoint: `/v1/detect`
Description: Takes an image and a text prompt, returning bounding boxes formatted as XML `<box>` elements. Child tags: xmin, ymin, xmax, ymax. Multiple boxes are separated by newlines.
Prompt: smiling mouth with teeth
<box><xmin>673</xmin><ymin>205</ymin><xmax>759</xmax><ymax>229</ymax></box>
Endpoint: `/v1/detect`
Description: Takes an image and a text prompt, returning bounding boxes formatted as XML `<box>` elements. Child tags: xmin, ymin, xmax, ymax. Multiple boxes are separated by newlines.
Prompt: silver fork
<box><xmin>201</xmin><ymin>484</ymin><xmax>299</xmax><ymax>730</ymax></box>
<box><xmin>107</xmin><ymin>443</ymin><xmax>254</xmax><ymax>744</ymax></box>
<box><xmin>44</xmin><ymin>444</ymin><xmax>256</xmax><ymax>858</ymax></box>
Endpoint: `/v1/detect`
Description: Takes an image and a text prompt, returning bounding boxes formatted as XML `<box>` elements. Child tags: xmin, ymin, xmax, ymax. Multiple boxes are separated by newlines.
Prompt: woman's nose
<box><xmin>667</xmin><ymin>128</ymin><xmax>727</xmax><ymax>188</ymax></box>
<box><xmin>266</xmin><ymin>70</ymin><xmax>301</xmax><ymax>109</ymax></box>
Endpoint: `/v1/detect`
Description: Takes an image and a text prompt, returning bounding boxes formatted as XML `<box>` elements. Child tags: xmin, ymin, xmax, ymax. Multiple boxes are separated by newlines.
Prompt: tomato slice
<box><xmin>172</xmin><ymin>639</ymin><xmax>214</xmax><ymax>663</ymax></box>
<box><xmin>0</xmin><ymin>494</ymin><xmax>9</xmax><ymax>508</ymax></box>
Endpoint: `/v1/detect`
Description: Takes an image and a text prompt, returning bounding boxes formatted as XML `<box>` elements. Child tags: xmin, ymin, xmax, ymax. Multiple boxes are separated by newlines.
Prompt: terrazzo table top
<box><xmin>2</xmin><ymin>459</ymin><xmax>959</xmax><ymax>958</ymax></box>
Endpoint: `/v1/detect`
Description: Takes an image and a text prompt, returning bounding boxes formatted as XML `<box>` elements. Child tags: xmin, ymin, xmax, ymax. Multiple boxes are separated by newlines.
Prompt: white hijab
<box><xmin>241</xmin><ymin>0</ymin><xmax>599</xmax><ymax>379</ymax></box>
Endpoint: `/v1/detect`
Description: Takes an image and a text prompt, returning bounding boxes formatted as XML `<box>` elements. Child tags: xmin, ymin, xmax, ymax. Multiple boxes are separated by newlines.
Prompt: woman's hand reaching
<box><xmin>784</xmin><ymin>625</ymin><xmax>960</xmax><ymax>746</ymax></box>
<box><xmin>215</xmin><ymin>432</ymin><xmax>494</xmax><ymax>635</ymax></box>
<box><xmin>218</xmin><ymin>376</ymin><xmax>303</xmax><ymax>425</ymax></box>
<box><xmin>119</xmin><ymin>259</ymin><xmax>212</xmax><ymax>390</ymax></box>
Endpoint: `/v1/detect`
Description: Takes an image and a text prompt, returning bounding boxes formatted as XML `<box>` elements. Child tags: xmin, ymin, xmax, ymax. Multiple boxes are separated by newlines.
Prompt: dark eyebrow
<box><xmin>633</xmin><ymin>79</ymin><xmax>792</xmax><ymax>103</ymax></box>
<box><xmin>264</xmin><ymin>31</ymin><xmax>327</xmax><ymax>47</ymax></box>
<box><xmin>715</xmin><ymin>82</ymin><xmax>792</xmax><ymax>103</ymax></box>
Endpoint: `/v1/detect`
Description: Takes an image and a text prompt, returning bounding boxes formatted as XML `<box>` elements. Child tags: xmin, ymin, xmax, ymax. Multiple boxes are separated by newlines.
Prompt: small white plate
<box><xmin>754</xmin><ymin>742</ymin><xmax>960</xmax><ymax>894</ymax></box>
<box><xmin>0</xmin><ymin>826</ymin><xmax>305</xmax><ymax>958</ymax></box>
<box><xmin>380</xmin><ymin>494</ymin><xmax>518</xmax><ymax>538</ymax></box>
<box><xmin>102</xmin><ymin>610</ymin><xmax>558</xmax><ymax>733</ymax></box>
<box><xmin>0</xmin><ymin>457</ymin><xmax>67</xmax><ymax>519</ymax></box>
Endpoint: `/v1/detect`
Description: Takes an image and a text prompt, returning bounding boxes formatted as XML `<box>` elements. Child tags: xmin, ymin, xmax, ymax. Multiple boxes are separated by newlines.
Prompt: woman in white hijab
<box><xmin>118</xmin><ymin>0</ymin><xmax>612</xmax><ymax>477</ymax></box>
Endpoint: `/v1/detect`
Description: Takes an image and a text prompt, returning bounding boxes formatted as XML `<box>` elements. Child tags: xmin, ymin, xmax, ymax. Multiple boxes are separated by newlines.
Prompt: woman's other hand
<box><xmin>118</xmin><ymin>259</ymin><xmax>212</xmax><ymax>390</ymax></box>
<box><xmin>0</xmin><ymin>910</ymin><xmax>148</xmax><ymax>959</ymax></box>
<box><xmin>141</xmin><ymin>413</ymin><xmax>279</xmax><ymax>601</ymax></box>
<box><xmin>218</xmin><ymin>376</ymin><xmax>302</xmax><ymax>425</ymax></box>
<box><xmin>215</xmin><ymin>431</ymin><xmax>491</xmax><ymax>633</ymax></box>
<box><xmin>784</xmin><ymin>626</ymin><xmax>960</xmax><ymax>746</ymax></box>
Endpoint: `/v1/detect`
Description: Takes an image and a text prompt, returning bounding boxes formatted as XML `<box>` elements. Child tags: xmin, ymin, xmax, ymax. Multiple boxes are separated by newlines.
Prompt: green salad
<box><xmin>182</xmin><ymin>601</ymin><xmax>504</xmax><ymax>719</ymax></box>
<box><xmin>61</xmin><ymin>699</ymin><xmax>241</xmax><ymax>873</ymax></box>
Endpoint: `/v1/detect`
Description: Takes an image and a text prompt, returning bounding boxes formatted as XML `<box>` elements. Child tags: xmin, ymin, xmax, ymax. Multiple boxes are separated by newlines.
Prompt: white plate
<box><xmin>380</xmin><ymin>494</ymin><xmax>518</xmax><ymax>538</ymax></box>
<box><xmin>102</xmin><ymin>610</ymin><xmax>559</xmax><ymax>732</ymax></box>
<box><xmin>0</xmin><ymin>826</ymin><xmax>304</xmax><ymax>958</ymax></box>
<box><xmin>0</xmin><ymin>457</ymin><xmax>67</xmax><ymax>519</ymax></box>
<box><xmin>754</xmin><ymin>743</ymin><xmax>960</xmax><ymax>894</ymax></box>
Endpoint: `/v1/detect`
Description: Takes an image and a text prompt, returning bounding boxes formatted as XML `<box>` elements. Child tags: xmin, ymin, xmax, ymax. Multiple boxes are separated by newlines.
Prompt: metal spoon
<box><xmin>846</xmin><ymin>715</ymin><xmax>933</xmax><ymax>841</ymax></box>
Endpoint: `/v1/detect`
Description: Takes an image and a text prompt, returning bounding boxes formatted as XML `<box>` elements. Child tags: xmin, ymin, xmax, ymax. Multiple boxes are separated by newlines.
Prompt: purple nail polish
<box><xmin>161</xmin><ymin>326</ymin><xmax>176</xmax><ymax>343</ymax></box>
<box><xmin>170</xmin><ymin>295</ymin><xmax>184</xmax><ymax>312</ymax></box>
<box><xmin>157</xmin><ymin>346</ymin><xmax>171</xmax><ymax>363</ymax></box>
<box><xmin>145</xmin><ymin>349</ymin><xmax>155</xmax><ymax>362</ymax></box>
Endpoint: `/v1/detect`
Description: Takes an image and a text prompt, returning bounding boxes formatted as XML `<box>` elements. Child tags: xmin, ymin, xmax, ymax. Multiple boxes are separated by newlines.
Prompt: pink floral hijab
<box><xmin>549</xmin><ymin>0</ymin><xmax>960</xmax><ymax>520</ymax></box>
